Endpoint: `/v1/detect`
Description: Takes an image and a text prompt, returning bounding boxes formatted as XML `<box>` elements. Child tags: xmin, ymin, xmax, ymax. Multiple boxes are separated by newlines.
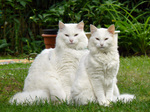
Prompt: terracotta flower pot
<box><xmin>42</xmin><ymin>29</ymin><xmax>58</xmax><ymax>49</ymax></box>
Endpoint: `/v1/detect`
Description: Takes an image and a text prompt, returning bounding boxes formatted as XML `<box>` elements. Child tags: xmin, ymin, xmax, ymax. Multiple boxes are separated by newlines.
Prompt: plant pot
<box><xmin>42</xmin><ymin>29</ymin><xmax>58</xmax><ymax>49</ymax></box>
<box><xmin>85</xmin><ymin>32</ymin><xmax>91</xmax><ymax>39</ymax></box>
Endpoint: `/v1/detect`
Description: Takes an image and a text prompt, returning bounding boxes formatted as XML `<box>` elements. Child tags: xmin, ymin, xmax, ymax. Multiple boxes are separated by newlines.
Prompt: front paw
<box><xmin>99</xmin><ymin>100</ymin><xmax>110</xmax><ymax>106</ymax></box>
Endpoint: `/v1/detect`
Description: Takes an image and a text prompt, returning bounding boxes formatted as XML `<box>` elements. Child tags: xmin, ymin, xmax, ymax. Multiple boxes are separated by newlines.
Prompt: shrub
<box><xmin>0</xmin><ymin>0</ymin><xmax>150</xmax><ymax>56</ymax></box>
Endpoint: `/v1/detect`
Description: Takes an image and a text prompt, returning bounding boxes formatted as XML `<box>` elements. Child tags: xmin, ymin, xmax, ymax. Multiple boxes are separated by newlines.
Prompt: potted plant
<box><xmin>42</xmin><ymin>29</ymin><xmax>58</xmax><ymax>49</ymax></box>
<box><xmin>30</xmin><ymin>14</ymin><xmax>59</xmax><ymax>49</ymax></box>
<box><xmin>29</xmin><ymin>9</ymin><xmax>61</xmax><ymax>49</ymax></box>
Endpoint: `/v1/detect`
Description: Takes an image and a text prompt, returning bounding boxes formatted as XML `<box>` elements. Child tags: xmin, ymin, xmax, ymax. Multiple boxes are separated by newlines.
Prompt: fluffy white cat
<box><xmin>9</xmin><ymin>21</ymin><xmax>88</xmax><ymax>104</ymax></box>
<box><xmin>71</xmin><ymin>24</ymin><xmax>135</xmax><ymax>106</ymax></box>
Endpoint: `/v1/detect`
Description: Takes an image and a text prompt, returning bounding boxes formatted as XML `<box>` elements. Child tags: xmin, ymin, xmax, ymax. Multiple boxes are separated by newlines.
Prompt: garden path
<box><xmin>0</xmin><ymin>59</ymin><xmax>33</xmax><ymax>65</ymax></box>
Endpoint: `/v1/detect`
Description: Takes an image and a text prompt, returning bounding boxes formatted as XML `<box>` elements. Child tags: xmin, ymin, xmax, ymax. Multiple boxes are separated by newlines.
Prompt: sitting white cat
<box><xmin>9</xmin><ymin>21</ymin><xmax>88</xmax><ymax>104</ymax></box>
<box><xmin>71</xmin><ymin>24</ymin><xmax>135</xmax><ymax>106</ymax></box>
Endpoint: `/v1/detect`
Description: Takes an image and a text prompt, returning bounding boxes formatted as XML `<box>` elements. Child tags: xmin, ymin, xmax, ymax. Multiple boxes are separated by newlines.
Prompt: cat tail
<box><xmin>113</xmin><ymin>94</ymin><xmax>135</xmax><ymax>103</ymax></box>
<box><xmin>9</xmin><ymin>90</ymin><xmax>49</xmax><ymax>105</ymax></box>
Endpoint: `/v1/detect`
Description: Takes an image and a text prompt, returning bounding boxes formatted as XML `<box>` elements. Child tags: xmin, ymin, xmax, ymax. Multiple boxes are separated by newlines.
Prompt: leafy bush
<box><xmin>109</xmin><ymin>1</ymin><xmax>150</xmax><ymax>55</ymax></box>
<box><xmin>33</xmin><ymin>0</ymin><xmax>150</xmax><ymax>55</ymax></box>
<box><xmin>0</xmin><ymin>39</ymin><xmax>10</xmax><ymax>54</ymax></box>
<box><xmin>116</xmin><ymin>19</ymin><xmax>150</xmax><ymax>56</ymax></box>
<box><xmin>0</xmin><ymin>0</ymin><xmax>60</xmax><ymax>55</ymax></box>
<box><xmin>0</xmin><ymin>0</ymin><xmax>150</xmax><ymax>56</ymax></box>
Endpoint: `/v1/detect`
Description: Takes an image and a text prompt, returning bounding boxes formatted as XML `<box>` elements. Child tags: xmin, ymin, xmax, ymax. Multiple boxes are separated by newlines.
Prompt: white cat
<box><xmin>9</xmin><ymin>21</ymin><xmax>88</xmax><ymax>104</ymax></box>
<box><xmin>71</xmin><ymin>24</ymin><xmax>135</xmax><ymax>106</ymax></box>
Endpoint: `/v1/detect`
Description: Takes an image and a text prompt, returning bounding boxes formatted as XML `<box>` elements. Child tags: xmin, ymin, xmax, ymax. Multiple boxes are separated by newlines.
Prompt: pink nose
<box><xmin>100</xmin><ymin>44</ymin><xmax>103</xmax><ymax>47</ymax></box>
<box><xmin>70</xmin><ymin>40</ymin><xmax>73</xmax><ymax>43</ymax></box>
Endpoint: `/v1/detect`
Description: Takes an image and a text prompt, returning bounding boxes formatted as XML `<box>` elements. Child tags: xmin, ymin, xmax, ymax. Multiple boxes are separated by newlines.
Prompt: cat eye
<box><xmin>96</xmin><ymin>38</ymin><xmax>100</xmax><ymax>40</ymax></box>
<box><xmin>105</xmin><ymin>38</ymin><xmax>108</xmax><ymax>40</ymax></box>
<box><xmin>65</xmin><ymin>34</ymin><xmax>69</xmax><ymax>37</ymax></box>
<box><xmin>74</xmin><ymin>34</ymin><xmax>78</xmax><ymax>36</ymax></box>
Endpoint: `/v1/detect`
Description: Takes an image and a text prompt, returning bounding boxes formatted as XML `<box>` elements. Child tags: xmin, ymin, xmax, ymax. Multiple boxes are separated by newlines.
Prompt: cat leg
<box><xmin>96</xmin><ymin>84</ymin><xmax>109</xmax><ymax>106</ymax></box>
<box><xmin>48</xmin><ymin>78</ymin><xmax>66</xmax><ymax>102</ymax></box>
<box><xmin>89</xmin><ymin>78</ymin><xmax>109</xmax><ymax>106</ymax></box>
<box><xmin>71</xmin><ymin>85</ymin><xmax>95</xmax><ymax>105</ymax></box>
<box><xmin>113</xmin><ymin>83</ymin><xmax>120</xmax><ymax>96</ymax></box>
<box><xmin>71</xmin><ymin>73</ymin><xmax>95</xmax><ymax>105</ymax></box>
<box><xmin>112</xmin><ymin>83</ymin><xmax>120</xmax><ymax>102</ymax></box>
<box><xmin>105</xmin><ymin>83</ymin><xmax>114</xmax><ymax>103</ymax></box>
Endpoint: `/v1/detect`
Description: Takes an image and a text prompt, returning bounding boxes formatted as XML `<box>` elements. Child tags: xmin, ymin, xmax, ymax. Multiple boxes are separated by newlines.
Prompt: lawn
<box><xmin>0</xmin><ymin>56</ymin><xmax>150</xmax><ymax>112</ymax></box>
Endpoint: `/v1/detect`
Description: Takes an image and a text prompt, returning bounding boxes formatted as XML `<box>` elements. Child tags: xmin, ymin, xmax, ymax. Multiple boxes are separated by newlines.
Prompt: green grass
<box><xmin>0</xmin><ymin>55</ymin><xmax>28</xmax><ymax>59</ymax></box>
<box><xmin>0</xmin><ymin>56</ymin><xmax>150</xmax><ymax>112</ymax></box>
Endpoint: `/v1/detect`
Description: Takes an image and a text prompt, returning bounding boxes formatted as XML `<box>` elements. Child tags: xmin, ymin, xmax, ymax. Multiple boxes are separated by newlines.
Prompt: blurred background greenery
<box><xmin>0</xmin><ymin>0</ymin><xmax>150</xmax><ymax>56</ymax></box>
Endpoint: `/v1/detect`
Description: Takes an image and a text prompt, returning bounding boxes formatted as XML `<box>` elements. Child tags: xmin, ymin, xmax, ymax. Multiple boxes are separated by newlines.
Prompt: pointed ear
<box><xmin>108</xmin><ymin>24</ymin><xmax>115</xmax><ymax>34</ymax></box>
<box><xmin>59</xmin><ymin>21</ymin><xmax>65</xmax><ymax>29</ymax></box>
<box><xmin>90</xmin><ymin>24</ymin><xmax>97</xmax><ymax>34</ymax></box>
<box><xmin>77</xmin><ymin>21</ymin><xmax>84</xmax><ymax>30</ymax></box>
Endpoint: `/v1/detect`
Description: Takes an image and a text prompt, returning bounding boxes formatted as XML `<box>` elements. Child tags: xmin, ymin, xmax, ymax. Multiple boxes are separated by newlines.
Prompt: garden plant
<box><xmin>0</xmin><ymin>0</ymin><xmax>150</xmax><ymax>56</ymax></box>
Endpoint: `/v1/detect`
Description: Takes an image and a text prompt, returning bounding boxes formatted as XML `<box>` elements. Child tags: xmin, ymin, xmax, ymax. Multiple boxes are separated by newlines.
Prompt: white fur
<box><xmin>71</xmin><ymin>25</ymin><xmax>135</xmax><ymax>106</ymax></box>
<box><xmin>113</xmin><ymin>94</ymin><xmax>135</xmax><ymax>103</ymax></box>
<box><xmin>9</xmin><ymin>21</ymin><xmax>88</xmax><ymax>105</ymax></box>
<box><xmin>10</xmin><ymin>90</ymin><xmax>49</xmax><ymax>104</ymax></box>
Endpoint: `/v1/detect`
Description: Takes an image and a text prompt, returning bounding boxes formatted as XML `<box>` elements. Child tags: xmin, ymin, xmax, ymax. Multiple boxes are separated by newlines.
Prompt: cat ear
<box><xmin>90</xmin><ymin>24</ymin><xmax>97</xmax><ymax>34</ymax></box>
<box><xmin>108</xmin><ymin>24</ymin><xmax>115</xmax><ymax>34</ymax></box>
<box><xmin>77</xmin><ymin>21</ymin><xmax>84</xmax><ymax>30</ymax></box>
<box><xmin>59</xmin><ymin>21</ymin><xmax>65</xmax><ymax>29</ymax></box>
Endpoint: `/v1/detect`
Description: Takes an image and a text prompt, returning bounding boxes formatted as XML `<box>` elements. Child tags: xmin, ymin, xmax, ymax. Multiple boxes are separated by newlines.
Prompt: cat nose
<box><xmin>70</xmin><ymin>40</ymin><xmax>73</xmax><ymax>43</ymax></box>
<box><xmin>100</xmin><ymin>44</ymin><xmax>103</xmax><ymax>47</ymax></box>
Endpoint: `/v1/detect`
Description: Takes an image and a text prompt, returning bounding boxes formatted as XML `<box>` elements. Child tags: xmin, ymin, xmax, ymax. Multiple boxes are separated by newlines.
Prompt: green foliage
<box><xmin>0</xmin><ymin>0</ymin><xmax>59</xmax><ymax>55</ymax></box>
<box><xmin>106</xmin><ymin>1</ymin><xmax>150</xmax><ymax>55</ymax></box>
<box><xmin>116</xmin><ymin>20</ymin><xmax>150</xmax><ymax>55</ymax></box>
<box><xmin>0</xmin><ymin>39</ymin><xmax>9</xmax><ymax>49</ymax></box>
<box><xmin>0</xmin><ymin>0</ymin><xmax>150</xmax><ymax>56</ymax></box>
<box><xmin>1</xmin><ymin>0</ymin><xmax>35</xmax><ymax>55</ymax></box>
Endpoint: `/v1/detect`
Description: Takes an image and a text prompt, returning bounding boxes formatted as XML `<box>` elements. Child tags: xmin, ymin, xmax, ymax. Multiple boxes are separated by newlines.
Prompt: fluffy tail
<box><xmin>9</xmin><ymin>90</ymin><xmax>49</xmax><ymax>105</ymax></box>
<box><xmin>113</xmin><ymin>94</ymin><xmax>135</xmax><ymax>103</ymax></box>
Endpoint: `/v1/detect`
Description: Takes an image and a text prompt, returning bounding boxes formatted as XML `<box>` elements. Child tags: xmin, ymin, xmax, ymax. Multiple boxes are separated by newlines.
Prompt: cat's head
<box><xmin>88</xmin><ymin>24</ymin><xmax>118</xmax><ymax>54</ymax></box>
<box><xmin>55</xmin><ymin>21</ymin><xmax>88</xmax><ymax>50</ymax></box>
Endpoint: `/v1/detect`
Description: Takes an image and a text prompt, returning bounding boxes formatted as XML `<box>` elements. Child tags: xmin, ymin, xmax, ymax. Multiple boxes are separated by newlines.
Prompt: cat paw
<box><xmin>99</xmin><ymin>100</ymin><xmax>110</xmax><ymax>106</ymax></box>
